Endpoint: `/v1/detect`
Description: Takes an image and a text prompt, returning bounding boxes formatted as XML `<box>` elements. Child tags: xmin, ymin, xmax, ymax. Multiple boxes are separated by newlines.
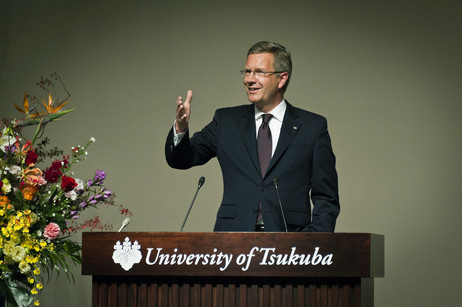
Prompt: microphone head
<box><xmin>198</xmin><ymin>176</ymin><xmax>206</xmax><ymax>188</ymax></box>
<box><xmin>118</xmin><ymin>217</ymin><xmax>131</xmax><ymax>232</ymax></box>
<box><xmin>273</xmin><ymin>177</ymin><xmax>278</xmax><ymax>185</ymax></box>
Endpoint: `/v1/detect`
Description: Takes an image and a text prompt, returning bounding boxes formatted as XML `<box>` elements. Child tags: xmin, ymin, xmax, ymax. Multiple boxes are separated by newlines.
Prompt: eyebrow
<box><xmin>244</xmin><ymin>68</ymin><xmax>266</xmax><ymax>71</ymax></box>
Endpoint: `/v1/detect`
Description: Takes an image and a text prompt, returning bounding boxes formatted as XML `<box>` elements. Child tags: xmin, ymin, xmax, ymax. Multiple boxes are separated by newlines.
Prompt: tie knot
<box><xmin>262</xmin><ymin>114</ymin><xmax>272</xmax><ymax>125</ymax></box>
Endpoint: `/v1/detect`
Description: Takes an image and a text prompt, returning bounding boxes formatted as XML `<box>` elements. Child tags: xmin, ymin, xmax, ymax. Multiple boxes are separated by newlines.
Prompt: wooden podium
<box><xmin>82</xmin><ymin>232</ymin><xmax>384</xmax><ymax>307</ymax></box>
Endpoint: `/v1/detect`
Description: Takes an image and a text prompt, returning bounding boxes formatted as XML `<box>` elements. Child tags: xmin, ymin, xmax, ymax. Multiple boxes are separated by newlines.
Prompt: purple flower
<box><xmin>85</xmin><ymin>195</ymin><xmax>97</xmax><ymax>205</ymax></box>
<box><xmin>79</xmin><ymin>201</ymin><xmax>87</xmax><ymax>208</ymax></box>
<box><xmin>103</xmin><ymin>190</ymin><xmax>112</xmax><ymax>199</ymax></box>
<box><xmin>93</xmin><ymin>169</ymin><xmax>106</xmax><ymax>184</ymax></box>
<box><xmin>70</xmin><ymin>211</ymin><xmax>79</xmax><ymax>219</ymax></box>
<box><xmin>4</xmin><ymin>146</ymin><xmax>15</xmax><ymax>154</ymax></box>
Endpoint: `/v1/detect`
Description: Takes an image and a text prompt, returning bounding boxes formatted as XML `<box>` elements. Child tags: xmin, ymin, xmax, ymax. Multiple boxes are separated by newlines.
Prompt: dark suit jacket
<box><xmin>165</xmin><ymin>102</ymin><xmax>340</xmax><ymax>232</ymax></box>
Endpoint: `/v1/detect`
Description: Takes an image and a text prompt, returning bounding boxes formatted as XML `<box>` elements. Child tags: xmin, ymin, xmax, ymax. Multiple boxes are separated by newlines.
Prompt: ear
<box><xmin>277</xmin><ymin>72</ymin><xmax>289</xmax><ymax>90</ymax></box>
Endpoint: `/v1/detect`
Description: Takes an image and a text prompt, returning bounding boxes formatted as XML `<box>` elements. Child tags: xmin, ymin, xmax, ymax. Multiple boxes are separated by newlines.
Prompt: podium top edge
<box><xmin>82</xmin><ymin>232</ymin><xmax>384</xmax><ymax>237</ymax></box>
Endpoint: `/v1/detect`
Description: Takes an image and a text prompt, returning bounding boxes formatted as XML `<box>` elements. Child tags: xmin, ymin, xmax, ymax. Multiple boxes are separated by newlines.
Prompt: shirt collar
<box><xmin>254</xmin><ymin>99</ymin><xmax>287</xmax><ymax>122</ymax></box>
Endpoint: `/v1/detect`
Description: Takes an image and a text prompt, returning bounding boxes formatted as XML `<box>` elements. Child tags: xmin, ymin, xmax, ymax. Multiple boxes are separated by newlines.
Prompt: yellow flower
<box><xmin>10</xmin><ymin>233</ymin><xmax>21</xmax><ymax>244</ymax></box>
<box><xmin>11</xmin><ymin>245</ymin><xmax>26</xmax><ymax>262</ymax></box>
<box><xmin>36</xmin><ymin>283</ymin><xmax>43</xmax><ymax>290</ymax></box>
<box><xmin>22</xmin><ymin>238</ymin><xmax>33</xmax><ymax>249</ymax></box>
<box><xmin>26</xmin><ymin>255</ymin><xmax>39</xmax><ymax>264</ymax></box>
<box><xmin>1</xmin><ymin>179</ymin><xmax>12</xmax><ymax>194</ymax></box>
<box><xmin>3</xmin><ymin>241</ymin><xmax>15</xmax><ymax>256</ymax></box>
<box><xmin>28</xmin><ymin>277</ymin><xmax>35</xmax><ymax>284</ymax></box>
<box><xmin>33</xmin><ymin>267</ymin><xmax>40</xmax><ymax>275</ymax></box>
<box><xmin>2</xmin><ymin>227</ymin><xmax>9</xmax><ymax>236</ymax></box>
<box><xmin>34</xmin><ymin>300</ymin><xmax>40</xmax><ymax>306</ymax></box>
<box><xmin>19</xmin><ymin>260</ymin><xmax>31</xmax><ymax>274</ymax></box>
<box><xmin>31</xmin><ymin>289</ymin><xmax>38</xmax><ymax>295</ymax></box>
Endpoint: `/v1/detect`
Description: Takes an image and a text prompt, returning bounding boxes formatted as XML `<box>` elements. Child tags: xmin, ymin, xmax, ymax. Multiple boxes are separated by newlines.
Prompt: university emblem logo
<box><xmin>112</xmin><ymin>237</ymin><xmax>142</xmax><ymax>271</ymax></box>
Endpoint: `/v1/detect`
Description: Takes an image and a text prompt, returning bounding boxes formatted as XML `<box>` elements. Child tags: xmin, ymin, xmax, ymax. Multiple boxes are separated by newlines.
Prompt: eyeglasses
<box><xmin>240</xmin><ymin>70</ymin><xmax>285</xmax><ymax>78</ymax></box>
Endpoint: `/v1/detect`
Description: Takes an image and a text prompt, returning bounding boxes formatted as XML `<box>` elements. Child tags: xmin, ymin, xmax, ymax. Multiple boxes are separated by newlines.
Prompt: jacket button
<box><xmin>259</xmin><ymin>186</ymin><xmax>266</xmax><ymax>191</ymax></box>
<box><xmin>252</xmin><ymin>208</ymin><xmax>258</xmax><ymax>214</ymax></box>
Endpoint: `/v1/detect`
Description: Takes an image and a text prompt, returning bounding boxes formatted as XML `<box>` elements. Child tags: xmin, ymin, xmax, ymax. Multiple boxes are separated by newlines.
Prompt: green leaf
<box><xmin>38</xmin><ymin>240</ymin><xmax>82</xmax><ymax>284</ymax></box>
<box><xmin>0</xmin><ymin>278</ymin><xmax>34</xmax><ymax>307</ymax></box>
<box><xmin>13</xmin><ymin>109</ymin><xmax>75</xmax><ymax>128</ymax></box>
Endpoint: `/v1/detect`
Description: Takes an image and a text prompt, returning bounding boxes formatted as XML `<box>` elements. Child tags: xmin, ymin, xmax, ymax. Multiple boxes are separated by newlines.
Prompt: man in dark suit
<box><xmin>165</xmin><ymin>41</ymin><xmax>340</xmax><ymax>232</ymax></box>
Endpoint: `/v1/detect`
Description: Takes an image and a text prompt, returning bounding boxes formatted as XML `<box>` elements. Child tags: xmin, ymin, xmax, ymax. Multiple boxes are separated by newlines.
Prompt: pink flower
<box><xmin>44</xmin><ymin>222</ymin><xmax>61</xmax><ymax>240</ymax></box>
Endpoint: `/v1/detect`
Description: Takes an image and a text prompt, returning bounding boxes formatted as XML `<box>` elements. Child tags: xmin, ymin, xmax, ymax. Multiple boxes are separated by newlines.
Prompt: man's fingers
<box><xmin>185</xmin><ymin>90</ymin><xmax>193</xmax><ymax>105</ymax></box>
<box><xmin>175</xmin><ymin>90</ymin><xmax>192</xmax><ymax>127</ymax></box>
<box><xmin>176</xmin><ymin>96</ymin><xmax>183</xmax><ymax>108</ymax></box>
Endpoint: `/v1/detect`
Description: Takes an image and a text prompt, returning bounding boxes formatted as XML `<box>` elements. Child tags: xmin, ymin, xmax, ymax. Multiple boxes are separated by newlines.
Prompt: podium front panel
<box><xmin>82</xmin><ymin>232</ymin><xmax>384</xmax><ymax>278</ymax></box>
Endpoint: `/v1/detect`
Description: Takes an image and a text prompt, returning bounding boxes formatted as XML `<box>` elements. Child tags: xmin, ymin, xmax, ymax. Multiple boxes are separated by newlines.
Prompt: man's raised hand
<box><xmin>175</xmin><ymin>90</ymin><xmax>193</xmax><ymax>133</ymax></box>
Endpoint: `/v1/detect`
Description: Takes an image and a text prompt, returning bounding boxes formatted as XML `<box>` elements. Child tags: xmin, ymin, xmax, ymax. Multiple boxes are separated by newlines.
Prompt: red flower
<box><xmin>25</xmin><ymin>150</ymin><xmax>38</xmax><ymax>166</ymax></box>
<box><xmin>44</xmin><ymin>222</ymin><xmax>61</xmax><ymax>239</ymax></box>
<box><xmin>61</xmin><ymin>175</ymin><xmax>77</xmax><ymax>192</ymax></box>
<box><xmin>44</xmin><ymin>160</ymin><xmax>63</xmax><ymax>183</ymax></box>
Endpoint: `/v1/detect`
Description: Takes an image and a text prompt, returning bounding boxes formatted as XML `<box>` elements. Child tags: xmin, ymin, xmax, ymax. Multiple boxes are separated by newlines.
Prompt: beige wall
<box><xmin>2</xmin><ymin>0</ymin><xmax>462</xmax><ymax>306</ymax></box>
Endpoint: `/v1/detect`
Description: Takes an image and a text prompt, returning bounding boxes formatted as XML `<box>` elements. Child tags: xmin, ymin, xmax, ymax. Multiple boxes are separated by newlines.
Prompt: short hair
<box><xmin>247</xmin><ymin>41</ymin><xmax>292</xmax><ymax>92</ymax></box>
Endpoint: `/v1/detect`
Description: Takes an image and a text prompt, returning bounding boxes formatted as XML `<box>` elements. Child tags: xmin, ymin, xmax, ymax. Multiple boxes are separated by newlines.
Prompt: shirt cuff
<box><xmin>173</xmin><ymin>120</ymin><xmax>186</xmax><ymax>146</ymax></box>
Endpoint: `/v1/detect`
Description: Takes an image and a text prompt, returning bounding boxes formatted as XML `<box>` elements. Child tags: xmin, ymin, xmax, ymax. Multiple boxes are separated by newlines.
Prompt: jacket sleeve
<box><xmin>306</xmin><ymin>117</ymin><xmax>340</xmax><ymax>232</ymax></box>
<box><xmin>165</xmin><ymin>111</ymin><xmax>220</xmax><ymax>170</ymax></box>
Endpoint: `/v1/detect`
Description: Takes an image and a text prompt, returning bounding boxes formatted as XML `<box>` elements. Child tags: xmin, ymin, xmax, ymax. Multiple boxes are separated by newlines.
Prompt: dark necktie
<box><xmin>257</xmin><ymin>114</ymin><xmax>273</xmax><ymax>177</ymax></box>
<box><xmin>256</xmin><ymin>114</ymin><xmax>272</xmax><ymax>224</ymax></box>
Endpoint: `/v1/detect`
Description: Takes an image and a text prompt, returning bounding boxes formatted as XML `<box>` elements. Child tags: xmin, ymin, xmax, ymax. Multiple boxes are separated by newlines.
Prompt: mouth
<box><xmin>247</xmin><ymin>87</ymin><xmax>261</xmax><ymax>94</ymax></box>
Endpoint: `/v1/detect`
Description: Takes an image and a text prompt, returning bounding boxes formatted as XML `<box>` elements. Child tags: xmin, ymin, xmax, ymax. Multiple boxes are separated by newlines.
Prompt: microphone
<box><xmin>118</xmin><ymin>217</ymin><xmax>131</xmax><ymax>232</ymax></box>
<box><xmin>180</xmin><ymin>176</ymin><xmax>205</xmax><ymax>232</ymax></box>
<box><xmin>273</xmin><ymin>178</ymin><xmax>288</xmax><ymax>232</ymax></box>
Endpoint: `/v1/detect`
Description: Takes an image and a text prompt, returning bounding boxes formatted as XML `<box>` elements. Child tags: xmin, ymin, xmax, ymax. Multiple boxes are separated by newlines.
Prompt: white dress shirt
<box><xmin>254</xmin><ymin>100</ymin><xmax>286</xmax><ymax>157</ymax></box>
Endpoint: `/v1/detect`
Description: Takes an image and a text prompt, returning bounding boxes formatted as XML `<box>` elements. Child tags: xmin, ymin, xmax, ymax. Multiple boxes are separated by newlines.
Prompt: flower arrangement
<box><xmin>0</xmin><ymin>74</ymin><xmax>131</xmax><ymax>306</ymax></box>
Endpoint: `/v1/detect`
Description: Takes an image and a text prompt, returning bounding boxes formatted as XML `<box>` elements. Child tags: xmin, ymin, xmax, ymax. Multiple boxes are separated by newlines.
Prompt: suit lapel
<box><xmin>239</xmin><ymin>102</ymin><xmax>302</xmax><ymax>178</ymax></box>
<box><xmin>267</xmin><ymin>102</ymin><xmax>302</xmax><ymax>173</ymax></box>
<box><xmin>240</xmin><ymin>105</ymin><xmax>261</xmax><ymax>175</ymax></box>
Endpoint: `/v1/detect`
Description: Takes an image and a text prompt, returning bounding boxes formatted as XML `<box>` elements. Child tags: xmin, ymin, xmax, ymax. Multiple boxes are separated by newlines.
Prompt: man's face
<box><xmin>243</xmin><ymin>53</ymin><xmax>287</xmax><ymax>112</ymax></box>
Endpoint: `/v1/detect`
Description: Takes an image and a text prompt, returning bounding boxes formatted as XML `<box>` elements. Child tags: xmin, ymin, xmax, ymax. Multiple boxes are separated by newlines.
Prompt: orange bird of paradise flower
<box><xmin>42</xmin><ymin>93</ymin><xmax>69</xmax><ymax>114</ymax></box>
<box><xmin>14</xmin><ymin>93</ymin><xmax>69</xmax><ymax>117</ymax></box>
<box><xmin>13</xmin><ymin>94</ymin><xmax>41</xmax><ymax>118</ymax></box>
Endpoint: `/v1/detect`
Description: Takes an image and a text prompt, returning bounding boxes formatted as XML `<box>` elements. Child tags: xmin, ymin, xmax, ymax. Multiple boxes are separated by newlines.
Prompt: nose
<box><xmin>244</xmin><ymin>71</ymin><xmax>257</xmax><ymax>84</ymax></box>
